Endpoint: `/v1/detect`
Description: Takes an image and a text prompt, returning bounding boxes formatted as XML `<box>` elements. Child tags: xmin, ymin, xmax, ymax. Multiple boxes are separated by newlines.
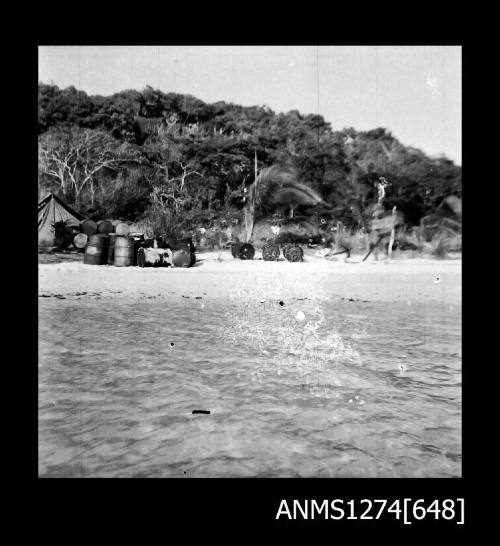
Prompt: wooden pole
<box><xmin>388</xmin><ymin>206</ymin><xmax>397</xmax><ymax>258</ymax></box>
<box><xmin>243</xmin><ymin>149</ymin><xmax>258</xmax><ymax>243</ymax></box>
<box><xmin>254</xmin><ymin>149</ymin><xmax>258</xmax><ymax>187</ymax></box>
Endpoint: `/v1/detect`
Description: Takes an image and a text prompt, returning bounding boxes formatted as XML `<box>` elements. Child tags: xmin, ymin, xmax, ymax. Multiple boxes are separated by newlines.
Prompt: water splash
<box><xmin>219</xmin><ymin>296</ymin><xmax>362</xmax><ymax>395</ymax></box>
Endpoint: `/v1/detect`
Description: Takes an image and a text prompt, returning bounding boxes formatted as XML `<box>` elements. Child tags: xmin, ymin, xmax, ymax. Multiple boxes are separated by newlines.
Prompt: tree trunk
<box><xmin>74</xmin><ymin>186</ymin><xmax>82</xmax><ymax>205</ymax></box>
<box><xmin>243</xmin><ymin>205</ymin><xmax>254</xmax><ymax>243</ymax></box>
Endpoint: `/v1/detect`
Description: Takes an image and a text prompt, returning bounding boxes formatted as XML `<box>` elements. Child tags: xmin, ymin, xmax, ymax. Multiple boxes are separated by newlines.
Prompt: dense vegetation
<box><xmin>38</xmin><ymin>83</ymin><xmax>461</xmax><ymax>240</ymax></box>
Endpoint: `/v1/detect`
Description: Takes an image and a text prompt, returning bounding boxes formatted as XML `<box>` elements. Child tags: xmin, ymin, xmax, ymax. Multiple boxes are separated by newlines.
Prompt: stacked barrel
<box><xmin>73</xmin><ymin>219</ymin><xmax>96</xmax><ymax>251</ymax></box>
<box><xmin>113</xmin><ymin>237</ymin><xmax>135</xmax><ymax>267</ymax></box>
<box><xmin>78</xmin><ymin>219</ymin><xmax>136</xmax><ymax>266</ymax></box>
<box><xmin>83</xmin><ymin>234</ymin><xmax>109</xmax><ymax>265</ymax></box>
<box><xmin>55</xmin><ymin>218</ymin><xmax>81</xmax><ymax>250</ymax></box>
<box><xmin>172</xmin><ymin>237</ymin><xmax>196</xmax><ymax>267</ymax></box>
<box><xmin>71</xmin><ymin>220</ymin><xmax>130</xmax><ymax>248</ymax></box>
<box><xmin>96</xmin><ymin>220</ymin><xmax>114</xmax><ymax>235</ymax></box>
<box><xmin>73</xmin><ymin>219</ymin><xmax>199</xmax><ymax>268</ymax></box>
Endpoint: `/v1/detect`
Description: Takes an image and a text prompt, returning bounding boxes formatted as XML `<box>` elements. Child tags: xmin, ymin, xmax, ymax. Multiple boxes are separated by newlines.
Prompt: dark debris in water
<box><xmin>39</xmin><ymin>291</ymin><xmax>104</xmax><ymax>299</ymax></box>
<box><xmin>192</xmin><ymin>410</ymin><xmax>211</xmax><ymax>415</ymax></box>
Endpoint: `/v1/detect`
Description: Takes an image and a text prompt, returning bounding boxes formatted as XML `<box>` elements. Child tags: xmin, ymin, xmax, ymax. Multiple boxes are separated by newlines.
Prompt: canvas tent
<box><xmin>38</xmin><ymin>193</ymin><xmax>85</xmax><ymax>246</ymax></box>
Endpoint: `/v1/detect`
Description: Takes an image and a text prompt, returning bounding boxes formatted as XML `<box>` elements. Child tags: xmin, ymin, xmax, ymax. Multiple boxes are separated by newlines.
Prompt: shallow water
<box><xmin>39</xmin><ymin>295</ymin><xmax>461</xmax><ymax>478</ymax></box>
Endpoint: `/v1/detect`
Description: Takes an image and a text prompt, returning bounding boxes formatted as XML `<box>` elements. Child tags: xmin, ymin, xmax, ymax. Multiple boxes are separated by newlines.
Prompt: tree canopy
<box><xmin>38</xmin><ymin>83</ymin><xmax>462</xmax><ymax>234</ymax></box>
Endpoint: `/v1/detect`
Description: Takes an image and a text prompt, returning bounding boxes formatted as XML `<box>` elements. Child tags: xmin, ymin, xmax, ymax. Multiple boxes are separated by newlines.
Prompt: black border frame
<box><xmin>21</xmin><ymin>19</ymin><xmax>477</xmax><ymax>533</ymax></box>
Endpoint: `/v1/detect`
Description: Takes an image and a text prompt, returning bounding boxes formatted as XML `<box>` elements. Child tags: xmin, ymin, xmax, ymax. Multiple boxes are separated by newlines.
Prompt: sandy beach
<box><xmin>39</xmin><ymin>250</ymin><xmax>461</xmax><ymax>305</ymax></box>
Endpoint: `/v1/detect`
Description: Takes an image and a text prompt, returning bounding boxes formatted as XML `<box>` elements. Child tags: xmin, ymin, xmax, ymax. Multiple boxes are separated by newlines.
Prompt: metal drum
<box><xmin>114</xmin><ymin>222</ymin><xmax>130</xmax><ymax>236</ymax></box>
<box><xmin>113</xmin><ymin>236</ymin><xmax>135</xmax><ymax>267</ymax></box>
<box><xmin>80</xmin><ymin>219</ymin><xmax>97</xmax><ymax>235</ymax></box>
<box><xmin>84</xmin><ymin>234</ymin><xmax>109</xmax><ymax>265</ymax></box>
<box><xmin>97</xmin><ymin>220</ymin><xmax>114</xmax><ymax>235</ymax></box>
<box><xmin>107</xmin><ymin>233</ymin><xmax>117</xmax><ymax>263</ymax></box>
<box><xmin>172</xmin><ymin>249</ymin><xmax>194</xmax><ymax>268</ymax></box>
<box><xmin>55</xmin><ymin>225</ymin><xmax>78</xmax><ymax>250</ymax></box>
<box><xmin>176</xmin><ymin>237</ymin><xmax>195</xmax><ymax>253</ymax></box>
<box><xmin>73</xmin><ymin>232</ymin><xmax>88</xmax><ymax>249</ymax></box>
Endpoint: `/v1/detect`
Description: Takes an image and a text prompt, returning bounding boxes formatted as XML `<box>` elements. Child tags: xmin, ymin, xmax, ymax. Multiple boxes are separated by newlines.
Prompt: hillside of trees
<box><xmin>38</xmin><ymin>83</ymin><xmax>462</xmax><ymax>239</ymax></box>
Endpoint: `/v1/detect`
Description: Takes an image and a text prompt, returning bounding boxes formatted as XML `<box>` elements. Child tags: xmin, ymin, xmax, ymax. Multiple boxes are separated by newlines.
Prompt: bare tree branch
<box><xmin>38</xmin><ymin>127</ymin><xmax>139</xmax><ymax>203</ymax></box>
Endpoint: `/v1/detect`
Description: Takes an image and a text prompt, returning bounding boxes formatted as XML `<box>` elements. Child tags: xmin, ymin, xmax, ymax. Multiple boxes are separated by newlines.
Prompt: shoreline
<box><xmin>39</xmin><ymin>250</ymin><xmax>461</xmax><ymax>304</ymax></box>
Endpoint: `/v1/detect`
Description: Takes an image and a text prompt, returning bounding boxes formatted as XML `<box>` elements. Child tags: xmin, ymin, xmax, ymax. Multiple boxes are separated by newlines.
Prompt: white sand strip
<box><xmin>38</xmin><ymin>251</ymin><xmax>461</xmax><ymax>304</ymax></box>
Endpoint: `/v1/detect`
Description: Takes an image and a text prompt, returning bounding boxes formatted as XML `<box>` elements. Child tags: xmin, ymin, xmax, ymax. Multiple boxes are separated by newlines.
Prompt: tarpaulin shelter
<box><xmin>38</xmin><ymin>193</ymin><xmax>85</xmax><ymax>246</ymax></box>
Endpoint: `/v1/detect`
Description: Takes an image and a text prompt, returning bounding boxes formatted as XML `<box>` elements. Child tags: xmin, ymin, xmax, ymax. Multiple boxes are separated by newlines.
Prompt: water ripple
<box><xmin>39</xmin><ymin>296</ymin><xmax>461</xmax><ymax>477</ymax></box>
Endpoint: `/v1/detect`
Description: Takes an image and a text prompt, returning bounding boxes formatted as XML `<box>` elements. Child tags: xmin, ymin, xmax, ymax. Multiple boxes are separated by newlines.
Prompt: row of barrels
<box><xmin>84</xmin><ymin>234</ymin><xmax>138</xmax><ymax>266</ymax></box>
<box><xmin>230</xmin><ymin>242</ymin><xmax>304</xmax><ymax>262</ymax></box>
<box><xmin>84</xmin><ymin>234</ymin><xmax>196</xmax><ymax>268</ymax></box>
<box><xmin>56</xmin><ymin>219</ymin><xmax>132</xmax><ymax>251</ymax></box>
<box><xmin>80</xmin><ymin>219</ymin><xmax>131</xmax><ymax>236</ymax></box>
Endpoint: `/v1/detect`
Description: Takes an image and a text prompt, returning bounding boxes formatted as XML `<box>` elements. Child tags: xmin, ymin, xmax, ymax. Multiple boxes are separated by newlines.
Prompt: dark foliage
<box><xmin>38</xmin><ymin>84</ymin><xmax>461</xmax><ymax>235</ymax></box>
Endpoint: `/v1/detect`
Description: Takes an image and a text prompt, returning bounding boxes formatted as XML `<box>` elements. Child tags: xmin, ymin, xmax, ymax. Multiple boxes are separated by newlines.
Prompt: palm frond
<box><xmin>248</xmin><ymin>165</ymin><xmax>326</xmax><ymax>215</ymax></box>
